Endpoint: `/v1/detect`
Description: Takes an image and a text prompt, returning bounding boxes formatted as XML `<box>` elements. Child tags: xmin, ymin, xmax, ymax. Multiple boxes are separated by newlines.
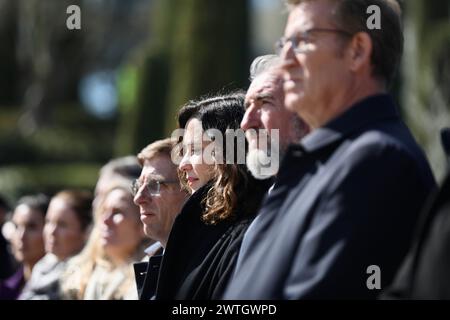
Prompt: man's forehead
<box><xmin>248</xmin><ymin>73</ymin><xmax>280</xmax><ymax>95</ymax></box>
<box><xmin>285</xmin><ymin>0</ymin><xmax>335</xmax><ymax>35</ymax></box>
<box><xmin>246</xmin><ymin>73</ymin><xmax>283</xmax><ymax>102</ymax></box>
<box><xmin>141</xmin><ymin>156</ymin><xmax>176</xmax><ymax>179</ymax></box>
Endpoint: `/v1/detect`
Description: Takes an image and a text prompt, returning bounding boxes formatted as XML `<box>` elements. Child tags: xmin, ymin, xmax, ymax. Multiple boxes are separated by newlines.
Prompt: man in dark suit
<box><xmin>223</xmin><ymin>0</ymin><xmax>436</xmax><ymax>299</ymax></box>
<box><xmin>381</xmin><ymin>129</ymin><xmax>450</xmax><ymax>299</ymax></box>
<box><xmin>132</xmin><ymin>138</ymin><xmax>188</xmax><ymax>299</ymax></box>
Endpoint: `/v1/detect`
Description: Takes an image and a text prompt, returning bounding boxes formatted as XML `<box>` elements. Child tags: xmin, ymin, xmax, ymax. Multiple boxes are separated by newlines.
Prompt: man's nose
<box><xmin>279</xmin><ymin>39</ymin><xmax>296</xmax><ymax>61</ymax></box>
<box><xmin>279</xmin><ymin>41</ymin><xmax>300</xmax><ymax>74</ymax></box>
<box><xmin>134</xmin><ymin>183</ymin><xmax>150</xmax><ymax>206</ymax></box>
<box><xmin>241</xmin><ymin>106</ymin><xmax>260</xmax><ymax>131</ymax></box>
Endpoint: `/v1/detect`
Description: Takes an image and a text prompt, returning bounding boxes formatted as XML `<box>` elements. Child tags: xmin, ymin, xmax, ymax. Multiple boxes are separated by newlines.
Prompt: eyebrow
<box><xmin>256</xmin><ymin>92</ymin><xmax>274</xmax><ymax>101</ymax></box>
<box><xmin>141</xmin><ymin>174</ymin><xmax>165</xmax><ymax>182</ymax></box>
<box><xmin>182</xmin><ymin>139</ymin><xmax>210</xmax><ymax>148</ymax></box>
<box><xmin>245</xmin><ymin>92</ymin><xmax>275</xmax><ymax>109</ymax></box>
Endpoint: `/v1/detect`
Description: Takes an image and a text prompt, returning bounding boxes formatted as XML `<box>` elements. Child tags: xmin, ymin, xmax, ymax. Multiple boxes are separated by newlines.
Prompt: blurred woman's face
<box><xmin>44</xmin><ymin>197</ymin><xmax>86</xmax><ymax>261</ymax></box>
<box><xmin>179</xmin><ymin>118</ymin><xmax>215</xmax><ymax>193</ymax></box>
<box><xmin>99</xmin><ymin>189</ymin><xmax>144</xmax><ymax>261</ymax></box>
<box><xmin>11</xmin><ymin>204</ymin><xmax>46</xmax><ymax>266</ymax></box>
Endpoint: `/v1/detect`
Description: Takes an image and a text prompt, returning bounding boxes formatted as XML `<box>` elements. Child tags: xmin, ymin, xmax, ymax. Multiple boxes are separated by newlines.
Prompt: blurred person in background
<box><xmin>93</xmin><ymin>155</ymin><xmax>142</xmax><ymax>211</ymax></box>
<box><xmin>0</xmin><ymin>194</ymin><xmax>49</xmax><ymax>300</ymax></box>
<box><xmin>61</xmin><ymin>178</ymin><xmax>150</xmax><ymax>300</ymax></box>
<box><xmin>19</xmin><ymin>190</ymin><xmax>93</xmax><ymax>300</ymax></box>
<box><xmin>0</xmin><ymin>195</ymin><xmax>14</xmax><ymax>281</ymax></box>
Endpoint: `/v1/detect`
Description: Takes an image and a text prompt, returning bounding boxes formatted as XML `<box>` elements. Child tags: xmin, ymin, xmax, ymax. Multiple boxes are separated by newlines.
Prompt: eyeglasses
<box><xmin>131</xmin><ymin>179</ymin><xmax>179</xmax><ymax>197</ymax></box>
<box><xmin>275</xmin><ymin>28</ymin><xmax>353</xmax><ymax>54</ymax></box>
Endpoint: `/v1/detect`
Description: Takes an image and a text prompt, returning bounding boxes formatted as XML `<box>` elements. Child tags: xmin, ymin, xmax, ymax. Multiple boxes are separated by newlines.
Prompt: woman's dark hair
<box><xmin>178</xmin><ymin>93</ymin><xmax>246</xmax><ymax>135</ymax></box>
<box><xmin>177</xmin><ymin>92</ymin><xmax>269</xmax><ymax>224</ymax></box>
<box><xmin>16</xmin><ymin>194</ymin><xmax>50</xmax><ymax>218</ymax></box>
<box><xmin>52</xmin><ymin>190</ymin><xmax>93</xmax><ymax>231</ymax></box>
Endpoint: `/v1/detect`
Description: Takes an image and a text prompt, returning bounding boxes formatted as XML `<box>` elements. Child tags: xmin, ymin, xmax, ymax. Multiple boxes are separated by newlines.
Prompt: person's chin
<box><xmin>144</xmin><ymin>226</ymin><xmax>159</xmax><ymax>240</ymax></box>
<box><xmin>189</xmin><ymin>180</ymin><xmax>204</xmax><ymax>193</ymax></box>
<box><xmin>246</xmin><ymin>149</ymin><xmax>277</xmax><ymax>180</ymax></box>
<box><xmin>143</xmin><ymin>226</ymin><xmax>152</xmax><ymax>238</ymax></box>
<box><xmin>45</xmin><ymin>243</ymin><xmax>55</xmax><ymax>254</ymax></box>
<box><xmin>14</xmin><ymin>252</ymin><xmax>25</xmax><ymax>262</ymax></box>
<box><xmin>141</xmin><ymin>212</ymin><xmax>156</xmax><ymax>225</ymax></box>
<box><xmin>284</xmin><ymin>94</ymin><xmax>302</xmax><ymax>113</ymax></box>
<box><xmin>50</xmin><ymin>249</ymin><xmax>64</xmax><ymax>260</ymax></box>
<box><xmin>100</xmin><ymin>235</ymin><xmax>113</xmax><ymax>246</ymax></box>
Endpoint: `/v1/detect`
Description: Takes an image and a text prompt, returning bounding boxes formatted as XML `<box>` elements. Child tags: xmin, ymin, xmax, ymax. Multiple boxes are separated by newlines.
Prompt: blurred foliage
<box><xmin>115</xmin><ymin>0</ymin><xmax>249</xmax><ymax>155</ymax></box>
<box><xmin>0</xmin><ymin>105</ymin><xmax>115</xmax><ymax>164</ymax></box>
<box><xmin>0</xmin><ymin>0</ymin><xmax>249</xmax><ymax>204</ymax></box>
<box><xmin>0</xmin><ymin>163</ymin><xmax>100</xmax><ymax>205</ymax></box>
<box><xmin>401</xmin><ymin>0</ymin><xmax>450</xmax><ymax>181</ymax></box>
<box><xmin>0</xmin><ymin>0</ymin><xmax>154</xmax><ymax>203</ymax></box>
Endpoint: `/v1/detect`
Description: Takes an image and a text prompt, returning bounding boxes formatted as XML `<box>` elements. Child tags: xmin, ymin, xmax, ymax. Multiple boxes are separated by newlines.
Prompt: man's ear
<box><xmin>347</xmin><ymin>32</ymin><xmax>373</xmax><ymax>72</ymax></box>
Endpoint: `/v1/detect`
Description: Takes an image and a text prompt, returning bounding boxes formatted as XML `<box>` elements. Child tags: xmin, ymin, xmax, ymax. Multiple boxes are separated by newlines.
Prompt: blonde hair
<box><xmin>60</xmin><ymin>180</ymin><xmax>150</xmax><ymax>300</ymax></box>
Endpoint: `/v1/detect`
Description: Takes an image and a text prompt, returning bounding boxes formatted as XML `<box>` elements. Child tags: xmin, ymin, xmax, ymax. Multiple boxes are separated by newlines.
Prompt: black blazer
<box><xmin>382</xmin><ymin>171</ymin><xmax>450</xmax><ymax>299</ymax></box>
<box><xmin>155</xmin><ymin>183</ymin><xmax>263</xmax><ymax>300</ymax></box>
<box><xmin>224</xmin><ymin>94</ymin><xmax>436</xmax><ymax>299</ymax></box>
<box><xmin>133</xmin><ymin>244</ymin><xmax>164</xmax><ymax>300</ymax></box>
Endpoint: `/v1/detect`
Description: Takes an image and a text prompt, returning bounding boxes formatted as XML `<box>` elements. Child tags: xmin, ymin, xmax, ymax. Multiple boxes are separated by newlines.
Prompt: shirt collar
<box><xmin>299</xmin><ymin>94</ymin><xmax>399</xmax><ymax>153</ymax></box>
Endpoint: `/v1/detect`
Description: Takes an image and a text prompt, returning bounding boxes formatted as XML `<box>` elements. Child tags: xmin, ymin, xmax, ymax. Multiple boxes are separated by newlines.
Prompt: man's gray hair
<box><xmin>249</xmin><ymin>54</ymin><xmax>281</xmax><ymax>81</ymax></box>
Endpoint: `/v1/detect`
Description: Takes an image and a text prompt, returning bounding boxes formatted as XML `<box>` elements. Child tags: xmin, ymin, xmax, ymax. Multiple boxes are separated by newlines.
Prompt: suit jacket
<box><xmin>382</xmin><ymin>171</ymin><xmax>450</xmax><ymax>299</ymax></box>
<box><xmin>133</xmin><ymin>243</ymin><xmax>164</xmax><ymax>300</ymax></box>
<box><xmin>155</xmin><ymin>184</ymin><xmax>259</xmax><ymax>300</ymax></box>
<box><xmin>223</xmin><ymin>94</ymin><xmax>436</xmax><ymax>299</ymax></box>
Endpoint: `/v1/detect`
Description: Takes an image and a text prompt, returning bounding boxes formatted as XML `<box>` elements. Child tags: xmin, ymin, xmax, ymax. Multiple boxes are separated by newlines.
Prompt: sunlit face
<box><xmin>280</xmin><ymin>0</ymin><xmax>351</xmax><ymax>127</ymax></box>
<box><xmin>99</xmin><ymin>188</ymin><xmax>144</xmax><ymax>260</ymax></box>
<box><xmin>44</xmin><ymin>197</ymin><xmax>87</xmax><ymax>261</ymax></box>
<box><xmin>179</xmin><ymin>118</ymin><xmax>215</xmax><ymax>193</ymax></box>
<box><xmin>11</xmin><ymin>204</ymin><xmax>46</xmax><ymax>266</ymax></box>
<box><xmin>133</xmin><ymin>155</ymin><xmax>188</xmax><ymax>247</ymax></box>
<box><xmin>242</xmin><ymin>71</ymin><xmax>308</xmax><ymax>179</ymax></box>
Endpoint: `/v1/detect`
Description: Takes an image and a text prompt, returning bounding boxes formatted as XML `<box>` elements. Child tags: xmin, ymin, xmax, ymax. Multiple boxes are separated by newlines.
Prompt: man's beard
<box><xmin>245</xmin><ymin>130</ymin><xmax>281</xmax><ymax>180</ymax></box>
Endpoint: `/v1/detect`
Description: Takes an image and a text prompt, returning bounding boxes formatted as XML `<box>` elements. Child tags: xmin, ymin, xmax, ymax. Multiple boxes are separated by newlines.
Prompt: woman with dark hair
<box><xmin>155</xmin><ymin>92</ymin><xmax>271</xmax><ymax>299</ymax></box>
<box><xmin>0</xmin><ymin>194</ymin><xmax>49</xmax><ymax>300</ymax></box>
<box><xmin>19</xmin><ymin>190</ymin><xmax>93</xmax><ymax>300</ymax></box>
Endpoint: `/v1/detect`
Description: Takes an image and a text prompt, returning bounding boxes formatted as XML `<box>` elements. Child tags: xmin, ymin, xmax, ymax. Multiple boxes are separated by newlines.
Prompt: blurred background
<box><xmin>0</xmin><ymin>0</ymin><xmax>449</xmax><ymax>204</ymax></box>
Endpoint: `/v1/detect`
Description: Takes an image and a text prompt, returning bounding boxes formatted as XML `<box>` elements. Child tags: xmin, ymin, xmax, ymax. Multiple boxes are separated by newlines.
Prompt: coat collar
<box><xmin>299</xmin><ymin>94</ymin><xmax>400</xmax><ymax>153</ymax></box>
